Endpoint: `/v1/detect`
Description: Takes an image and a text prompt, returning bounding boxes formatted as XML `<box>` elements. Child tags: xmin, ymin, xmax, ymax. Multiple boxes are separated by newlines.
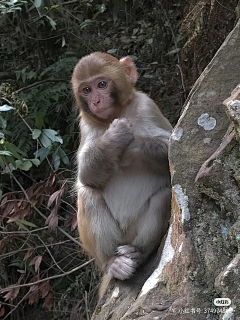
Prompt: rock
<box><xmin>215</xmin><ymin>254</ymin><xmax>240</xmax><ymax>308</ymax></box>
<box><xmin>223</xmin><ymin>86</ymin><xmax>240</xmax><ymax>140</ymax></box>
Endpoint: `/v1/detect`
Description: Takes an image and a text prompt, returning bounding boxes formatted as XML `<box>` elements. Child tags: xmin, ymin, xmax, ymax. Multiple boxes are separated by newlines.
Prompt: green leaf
<box><xmin>143</xmin><ymin>74</ymin><xmax>154</xmax><ymax>79</ymax></box>
<box><xmin>2</xmin><ymin>162</ymin><xmax>16</xmax><ymax>173</ymax></box>
<box><xmin>15</xmin><ymin>220</ymin><xmax>29</xmax><ymax>231</ymax></box>
<box><xmin>0</xmin><ymin>105</ymin><xmax>15</xmax><ymax>111</ymax></box>
<box><xmin>0</xmin><ymin>189</ymin><xmax>2</xmax><ymax>202</ymax></box>
<box><xmin>15</xmin><ymin>160</ymin><xmax>32</xmax><ymax>171</ymax></box>
<box><xmin>0</xmin><ymin>115</ymin><xmax>7</xmax><ymax>129</ymax></box>
<box><xmin>52</xmin><ymin>152</ymin><xmax>60</xmax><ymax>170</ymax></box>
<box><xmin>96</xmin><ymin>3</ymin><xmax>106</xmax><ymax>12</ymax></box>
<box><xmin>6</xmin><ymin>143</ymin><xmax>27</xmax><ymax>161</ymax></box>
<box><xmin>166</xmin><ymin>48</ymin><xmax>181</xmax><ymax>56</ymax></box>
<box><xmin>22</xmin><ymin>73</ymin><xmax>26</xmax><ymax>83</ymax></box>
<box><xmin>0</xmin><ymin>132</ymin><xmax>4</xmax><ymax>139</ymax></box>
<box><xmin>9</xmin><ymin>260</ymin><xmax>24</xmax><ymax>268</ymax></box>
<box><xmin>27</xmin><ymin>70</ymin><xmax>37</xmax><ymax>80</ymax></box>
<box><xmin>35</xmin><ymin>112</ymin><xmax>44</xmax><ymax>129</ymax></box>
<box><xmin>15</xmin><ymin>71</ymin><xmax>21</xmax><ymax>81</ymax></box>
<box><xmin>0</xmin><ymin>150</ymin><xmax>12</xmax><ymax>156</ymax></box>
<box><xmin>46</xmin><ymin>16</ymin><xmax>57</xmax><ymax>30</ymax></box>
<box><xmin>128</xmin><ymin>55</ymin><xmax>138</xmax><ymax>62</ymax></box>
<box><xmin>58</xmin><ymin>148</ymin><xmax>69</xmax><ymax>165</ymax></box>
<box><xmin>64</xmin><ymin>51</ymin><xmax>76</xmax><ymax>56</ymax></box>
<box><xmin>34</xmin><ymin>147</ymin><xmax>50</xmax><ymax>162</ymax></box>
<box><xmin>7</xmin><ymin>143</ymin><xmax>27</xmax><ymax>156</ymax></box>
<box><xmin>80</xmin><ymin>20</ymin><xmax>92</xmax><ymax>29</ymax></box>
<box><xmin>17</xmin><ymin>219</ymin><xmax>38</xmax><ymax>228</ymax></box>
<box><xmin>5</xmin><ymin>155</ymin><xmax>16</xmax><ymax>168</ymax></box>
<box><xmin>107</xmin><ymin>49</ymin><xmax>117</xmax><ymax>54</ymax></box>
<box><xmin>42</xmin><ymin>129</ymin><xmax>63</xmax><ymax>144</ymax></box>
<box><xmin>0</xmin><ymin>157</ymin><xmax>5</xmax><ymax>169</ymax></box>
<box><xmin>93</xmin><ymin>11</ymin><xmax>101</xmax><ymax>20</ymax></box>
<box><xmin>103</xmin><ymin>38</ymin><xmax>111</xmax><ymax>46</ymax></box>
<box><xmin>34</xmin><ymin>0</ymin><xmax>42</xmax><ymax>8</ymax></box>
<box><xmin>30</xmin><ymin>158</ymin><xmax>40</xmax><ymax>166</ymax></box>
<box><xmin>39</xmin><ymin>133</ymin><xmax>52</xmax><ymax>148</ymax></box>
<box><xmin>32</xmin><ymin>129</ymin><xmax>42</xmax><ymax>140</ymax></box>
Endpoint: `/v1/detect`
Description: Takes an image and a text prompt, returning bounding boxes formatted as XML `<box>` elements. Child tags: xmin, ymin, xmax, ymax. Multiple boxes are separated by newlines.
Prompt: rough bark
<box><xmin>92</xmin><ymin>19</ymin><xmax>240</xmax><ymax>320</ymax></box>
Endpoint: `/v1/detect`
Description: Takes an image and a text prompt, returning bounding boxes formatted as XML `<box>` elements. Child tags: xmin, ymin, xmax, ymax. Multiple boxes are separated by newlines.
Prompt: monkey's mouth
<box><xmin>95</xmin><ymin>107</ymin><xmax>111</xmax><ymax>114</ymax></box>
<box><xmin>93</xmin><ymin>106</ymin><xmax>113</xmax><ymax>120</ymax></box>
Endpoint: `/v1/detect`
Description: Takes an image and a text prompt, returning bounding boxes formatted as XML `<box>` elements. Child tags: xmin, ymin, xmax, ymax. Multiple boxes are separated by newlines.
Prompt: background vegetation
<box><xmin>0</xmin><ymin>0</ymin><xmax>238</xmax><ymax>319</ymax></box>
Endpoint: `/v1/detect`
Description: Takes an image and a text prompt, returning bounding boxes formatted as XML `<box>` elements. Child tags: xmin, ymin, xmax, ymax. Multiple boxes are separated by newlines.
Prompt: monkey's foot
<box><xmin>108</xmin><ymin>245</ymin><xmax>142</xmax><ymax>280</ymax></box>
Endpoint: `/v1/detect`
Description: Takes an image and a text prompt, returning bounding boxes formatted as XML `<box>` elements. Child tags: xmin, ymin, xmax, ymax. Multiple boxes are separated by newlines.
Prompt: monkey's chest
<box><xmin>102</xmin><ymin>167</ymin><xmax>162</xmax><ymax>228</ymax></box>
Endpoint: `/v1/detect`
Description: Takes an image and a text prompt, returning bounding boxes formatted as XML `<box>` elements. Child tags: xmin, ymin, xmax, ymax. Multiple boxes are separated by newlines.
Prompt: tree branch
<box><xmin>0</xmin><ymin>259</ymin><xmax>94</xmax><ymax>294</ymax></box>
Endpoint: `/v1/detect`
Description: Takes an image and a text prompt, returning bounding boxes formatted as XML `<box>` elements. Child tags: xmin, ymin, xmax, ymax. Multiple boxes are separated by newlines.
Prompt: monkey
<box><xmin>72</xmin><ymin>52</ymin><xmax>172</xmax><ymax>287</ymax></box>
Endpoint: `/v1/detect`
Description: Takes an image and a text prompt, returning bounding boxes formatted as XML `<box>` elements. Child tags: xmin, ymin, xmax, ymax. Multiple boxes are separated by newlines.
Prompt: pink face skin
<box><xmin>79</xmin><ymin>76</ymin><xmax>115</xmax><ymax>119</ymax></box>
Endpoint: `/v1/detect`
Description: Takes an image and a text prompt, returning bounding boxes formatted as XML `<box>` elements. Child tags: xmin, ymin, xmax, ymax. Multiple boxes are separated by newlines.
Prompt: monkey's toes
<box><xmin>108</xmin><ymin>255</ymin><xmax>137</xmax><ymax>280</ymax></box>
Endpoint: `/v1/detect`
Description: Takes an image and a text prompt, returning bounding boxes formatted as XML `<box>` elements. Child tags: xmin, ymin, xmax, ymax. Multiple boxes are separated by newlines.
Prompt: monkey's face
<box><xmin>72</xmin><ymin>52</ymin><xmax>138</xmax><ymax>123</ymax></box>
<box><xmin>78</xmin><ymin>76</ymin><xmax>116</xmax><ymax>120</ymax></box>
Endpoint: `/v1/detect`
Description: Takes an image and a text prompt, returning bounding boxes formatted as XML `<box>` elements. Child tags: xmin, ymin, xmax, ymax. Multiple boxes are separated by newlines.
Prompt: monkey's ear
<box><xmin>119</xmin><ymin>57</ymin><xmax>138</xmax><ymax>84</ymax></box>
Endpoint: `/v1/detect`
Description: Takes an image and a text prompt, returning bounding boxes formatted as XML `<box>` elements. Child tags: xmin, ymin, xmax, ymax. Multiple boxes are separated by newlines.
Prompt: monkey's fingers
<box><xmin>116</xmin><ymin>244</ymin><xmax>138</xmax><ymax>254</ymax></box>
<box><xmin>111</xmin><ymin>118</ymin><xmax>132</xmax><ymax>128</ymax></box>
<box><xmin>117</xmin><ymin>245</ymin><xmax>142</xmax><ymax>257</ymax></box>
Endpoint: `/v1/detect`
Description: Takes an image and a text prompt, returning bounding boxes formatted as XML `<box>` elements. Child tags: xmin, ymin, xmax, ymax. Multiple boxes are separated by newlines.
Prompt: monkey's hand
<box><xmin>79</xmin><ymin>119</ymin><xmax>133</xmax><ymax>189</ymax></box>
<box><xmin>107</xmin><ymin>245</ymin><xmax>142</xmax><ymax>281</ymax></box>
<box><xmin>105</xmin><ymin>118</ymin><xmax>134</xmax><ymax>150</ymax></box>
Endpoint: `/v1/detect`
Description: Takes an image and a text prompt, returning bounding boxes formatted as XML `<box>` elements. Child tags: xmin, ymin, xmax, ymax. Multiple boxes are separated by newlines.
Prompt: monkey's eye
<box><xmin>98</xmin><ymin>81</ymin><xmax>107</xmax><ymax>89</ymax></box>
<box><xmin>82</xmin><ymin>87</ymin><xmax>91</xmax><ymax>95</ymax></box>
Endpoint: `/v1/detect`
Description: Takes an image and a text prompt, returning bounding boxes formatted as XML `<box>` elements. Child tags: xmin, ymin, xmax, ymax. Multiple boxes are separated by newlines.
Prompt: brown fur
<box><xmin>77</xmin><ymin>193</ymin><xmax>100</xmax><ymax>266</ymax></box>
<box><xmin>72</xmin><ymin>52</ymin><xmax>135</xmax><ymax>127</ymax></box>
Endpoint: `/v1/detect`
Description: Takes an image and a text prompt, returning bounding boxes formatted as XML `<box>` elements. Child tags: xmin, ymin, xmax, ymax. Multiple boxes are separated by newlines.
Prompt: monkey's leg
<box><xmin>133</xmin><ymin>187</ymin><xmax>171</xmax><ymax>255</ymax></box>
<box><xmin>79</xmin><ymin>188</ymin><xmax>122</xmax><ymax>268</ymax></box>
<box><xmin>106</xmin><ymin>187</ymin><xmax>171</xmax><ymax>280</ymax></box>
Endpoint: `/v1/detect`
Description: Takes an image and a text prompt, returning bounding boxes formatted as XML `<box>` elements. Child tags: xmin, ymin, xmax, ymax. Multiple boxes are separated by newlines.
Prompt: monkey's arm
<box><xmin>121</xmin><ymin>134</ymin><xmax>170</xmax><ymax>167</ymax></box>
<box><xmin>135</xmin><ymin>135</ymin><xmax>169</xmax><ymax>159</ymax></box>
<box><xmin>78</xmin><ymin>118</ymin><xmax>133</xmax><ymax>188</ymax></box>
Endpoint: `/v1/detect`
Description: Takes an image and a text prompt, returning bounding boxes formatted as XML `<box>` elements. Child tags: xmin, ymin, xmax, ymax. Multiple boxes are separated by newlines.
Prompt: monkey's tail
<box><xmin>99</xmin><ymin>274</ymin><xmax>112</xmax><ymax>300</ymax></box>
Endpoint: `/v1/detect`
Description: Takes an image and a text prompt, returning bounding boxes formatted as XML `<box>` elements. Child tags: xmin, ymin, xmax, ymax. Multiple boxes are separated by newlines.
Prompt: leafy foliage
<box><xmin>0</xmin><ymin>55</ymin><xmax>78</xmax><ymax>185</ymax></box>
<box><xmin>0</xmin><ymin>52</ymin><xmax>80</xmax><ymax>319</ymax></box>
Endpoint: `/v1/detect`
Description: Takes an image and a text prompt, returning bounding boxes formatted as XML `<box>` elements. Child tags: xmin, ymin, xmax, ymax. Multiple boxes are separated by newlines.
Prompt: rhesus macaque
<box><xmin>72</xmin><ymin>52</ymin><xmax>172</xmax><ymax>285</ymax></box>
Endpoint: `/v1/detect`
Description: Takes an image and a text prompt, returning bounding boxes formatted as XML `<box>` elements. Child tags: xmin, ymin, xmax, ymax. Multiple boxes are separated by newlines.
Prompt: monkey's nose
<box><xmin>93</xmin><ymin>100</ymin><xmax>100</xmax><ymax>106</ymax></box>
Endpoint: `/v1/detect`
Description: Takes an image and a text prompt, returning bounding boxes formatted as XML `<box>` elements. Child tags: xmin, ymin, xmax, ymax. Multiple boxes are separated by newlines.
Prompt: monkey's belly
<box><xmin>103</xmin><ymin>170</ymin><xmax>162</xmax><ymax>228</ymax></box>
